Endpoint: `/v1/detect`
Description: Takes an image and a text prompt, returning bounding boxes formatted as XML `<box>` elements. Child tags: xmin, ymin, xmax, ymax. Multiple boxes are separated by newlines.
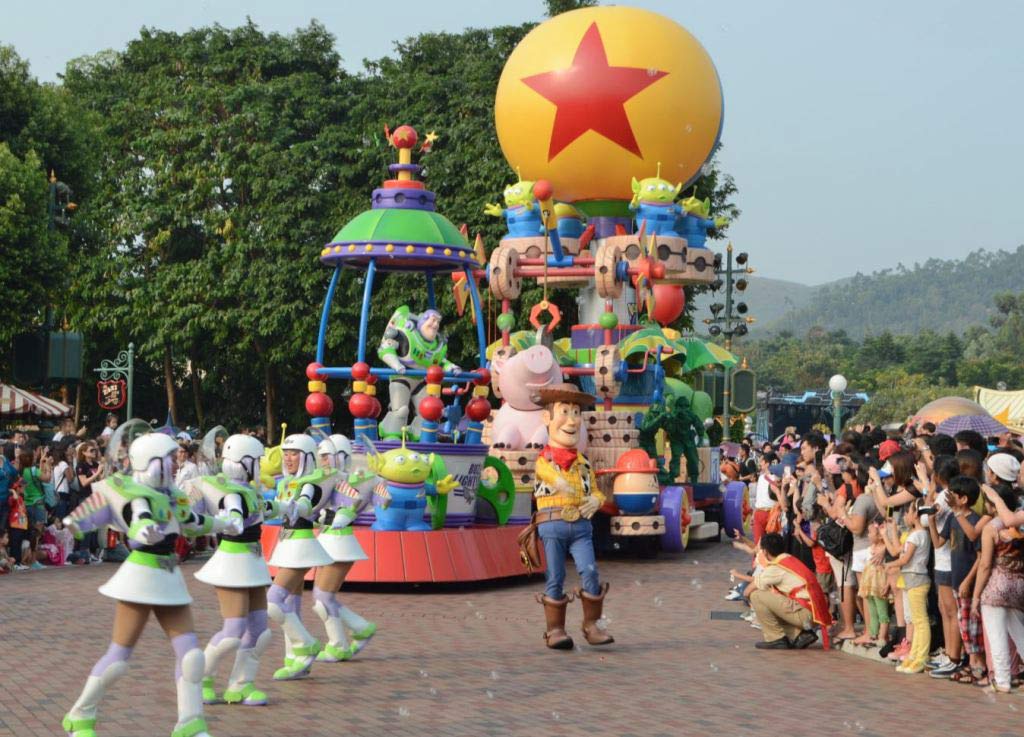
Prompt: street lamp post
<box><xmin>704</xmin><ymin>243</ymin><xmax>755</xmax><ymax>442</ymax></box>
<box><xmin>829</xmin><ymin>373</ymin><xmax>847</xmax><ymax>437</ymax></box>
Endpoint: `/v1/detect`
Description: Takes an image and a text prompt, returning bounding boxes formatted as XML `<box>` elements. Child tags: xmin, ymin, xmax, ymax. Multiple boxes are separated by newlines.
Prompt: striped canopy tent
<box><xmin>0</xmin><ymin>383</ymin><xmax>73</xmax><ymax>418</ymax></box>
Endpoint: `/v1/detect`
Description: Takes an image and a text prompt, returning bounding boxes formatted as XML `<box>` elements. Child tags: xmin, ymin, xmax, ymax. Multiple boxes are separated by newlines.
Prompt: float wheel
<box><xmin>594</xmin><ymin>243</ymin><xmax>623</xmax><ymax>298</ymax></box>
<box><xmin>489</xmin><ymin>245</ymin><xmax>521</xmax><ymax>300</ymax></box>
<box><xmin>659</xmin><ymin>485</ymin><xmax>691</xmax><ymax>553</ymax></box>
<box><xmin>722</xmin><ymin>481</ymin><xmax>751</xmax><ymax>538</ymax></box>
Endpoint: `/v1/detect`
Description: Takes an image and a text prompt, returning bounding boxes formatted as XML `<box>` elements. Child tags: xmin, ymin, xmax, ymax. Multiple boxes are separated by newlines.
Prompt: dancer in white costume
<box><xmin>191</xmin><ymin>431</ymin><xmax>283</xmax><ymax>707</ymax></box>
<box><xmin>62</xmin><ymin>422</ymin><xmax>238</xmax><ymax>737</ymax></box>
<box><xmin>312</xmin><ymin>434</ymin><xmax>388</xmax><ymax>662</ymax></box>
<box><xmin>266</xmin><ymin>433</ymin><xmax>338</xmax><ymax>680</ymax></box>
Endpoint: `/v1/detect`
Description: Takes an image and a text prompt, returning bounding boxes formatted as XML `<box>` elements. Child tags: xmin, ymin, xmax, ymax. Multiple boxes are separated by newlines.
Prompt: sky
<box><xmin>3</xmin><ymin>0</ymin><xmax>1023</xmax><ymax>284</ymax></box>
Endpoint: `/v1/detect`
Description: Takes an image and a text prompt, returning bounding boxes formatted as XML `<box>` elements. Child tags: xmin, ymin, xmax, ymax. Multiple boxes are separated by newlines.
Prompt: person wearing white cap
<box><xmin>985</xmin><ymin>452</ymin><xmax>1022</xmax><ymax>490</ymax></box>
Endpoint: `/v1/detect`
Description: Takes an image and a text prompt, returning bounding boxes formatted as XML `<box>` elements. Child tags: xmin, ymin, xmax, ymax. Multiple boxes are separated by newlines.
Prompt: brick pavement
<box><xmin>1</xmin><ymin>541</ymin><xmax>1021</xmax><ymax>737</ymax></box>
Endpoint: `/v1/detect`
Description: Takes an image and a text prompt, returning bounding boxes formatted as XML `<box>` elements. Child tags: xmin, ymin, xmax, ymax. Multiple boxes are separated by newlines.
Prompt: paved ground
<box><xmin>2</xmin><ymin>540</ymin><xmax>1021</xmax><ymax>737</ymax></box>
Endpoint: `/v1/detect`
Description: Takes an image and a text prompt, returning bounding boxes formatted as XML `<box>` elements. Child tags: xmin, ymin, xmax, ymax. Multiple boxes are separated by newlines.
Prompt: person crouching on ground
<box><xmin>749</xmin><ymin>533</ymin><xmax>833</xmax><ymax>650</ymax></box>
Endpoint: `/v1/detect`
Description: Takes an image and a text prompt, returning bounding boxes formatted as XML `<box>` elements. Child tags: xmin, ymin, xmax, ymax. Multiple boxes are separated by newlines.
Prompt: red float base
<box><xmin>261</xmin><ymin>525</ymin><xmax>543</xmax><ymax>584</ymax></box>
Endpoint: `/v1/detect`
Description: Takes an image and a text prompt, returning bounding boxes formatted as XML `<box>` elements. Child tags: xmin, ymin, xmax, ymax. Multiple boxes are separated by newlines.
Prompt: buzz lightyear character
<box><xmin>62</xmin><ymin>425</ymin><xmax>239</xmax><ymax>737</ymax></box>
<box><xmin>675</xmin><ymin>192</ymin><xmax>729</xmax><ymax>249</ymax></box>
<box><xmin>629</xmin><ymin>168</ymin><xmax>684</xmax><ymax>237</ymax></box>
<box><xmin>266</xmin><ymin>434</ymin><xmax>339</xmax><ymax>681</ymax></box>
<box><xmin>191</xmin><ymin>433</ymin><xmax>284</xmax><ymax>708</ymax></box>
<box><xmin>310</xmin><ymin>435</ymin><xmax>389</xmax><ymax>661</ymax></box>
<box><xmin>484</xmin><ymin>178</ymin><xmax>544</xmax><ymax>238</ymax></box>
<box><xmin>365</xmin><ymin>437</ymin><xmax>459</xmax><ymax>532</ymax></box>
<box><xmin>378</xmin><ymin>305</ymin><xmax>461</xmax><ymax>439</ymax></box>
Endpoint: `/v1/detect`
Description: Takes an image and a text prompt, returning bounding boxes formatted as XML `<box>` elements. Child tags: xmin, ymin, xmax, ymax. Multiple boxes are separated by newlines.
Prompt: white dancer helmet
<box><xmin>222</xmin><ymin>434</ymin><xmax>265</xmax><ymax>483</ymax></box>
<box><xmin>281</xmin><ymin>434</ymin><xmax>318</xmax><ymax>478</ymax></box>
<box><xmin>329</xmin><ymin>434</ymin><xmax>353</xmax><ymax>472</ymax></box>
<box><xmin>129</xmin><ymin>433</ymin><xmax>179</xmax><ymax>488</ymax></box>
<box><xmin>317</xmin><ymin>436</ymin><xmax>338</xmax><ymax>470</ymax></box>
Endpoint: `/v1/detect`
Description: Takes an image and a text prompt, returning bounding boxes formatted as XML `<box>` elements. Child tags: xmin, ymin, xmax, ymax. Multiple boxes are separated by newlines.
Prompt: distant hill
<box><xmin>692</xmin><ymin>276</ymin><xmax>817</xmax><ymax>329</ymax></box>
<box><xmin>756</xmin><ymin>246</ymin><xmax>1024</xmax><ymax>338</ymax></box>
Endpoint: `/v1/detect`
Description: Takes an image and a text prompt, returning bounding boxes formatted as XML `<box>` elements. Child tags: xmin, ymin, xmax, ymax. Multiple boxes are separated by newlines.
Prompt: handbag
<box><xmin>8</xmin><ymin>492</ymin><xmax>28</xmax><ymax>530</ymax></box>
<box><xmin>516</xmin><ymin>521</ymin><xmax>542</xmax><ymax>572</ymax></box>
<box><xmin>765</xmin><ymin>504</ymin><xmax>783</xmax><ymax>534</ymax></box>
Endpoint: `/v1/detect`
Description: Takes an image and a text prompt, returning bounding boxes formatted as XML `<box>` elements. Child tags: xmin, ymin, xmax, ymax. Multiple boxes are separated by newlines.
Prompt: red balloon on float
<box><xmin>418</xmin><ymin>395</ymin><xmax>445</xmax><ymax>422</ymax></box>
<box><xmin>348</xmin><ymin>393</ymin><xmax>373</xmax><ymax>418</ymax></box>
<box><xmin>651</xmin><ymin>284</ymin><xmax>686</xmax><ymax>325</ymax></box>
<box><xmin>305</xmin><ymin>392</ymin><xmax>334</xmax><ymax>417</ymax></box>
<box><xmin>306</xmin><ymin>362</ymin><xmax>324</xmax><ymax>380</ymax></box>
<box><xmin>466</xmin><ymin>397</ymin><xmax>492</xmax><ymax>422</ymax></box>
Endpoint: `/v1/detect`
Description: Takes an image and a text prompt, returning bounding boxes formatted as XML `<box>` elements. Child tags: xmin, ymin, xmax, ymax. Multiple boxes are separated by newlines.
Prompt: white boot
<box><xmin>268</xmin><ymin>602</ymin><xmax>319</xmax><ymax>680</ymax></box>
<box><xmin>63</xmin><ymin>660</ymin><xmax>128</xmax><ymax>736</ymax></box>
<box><xmin>224</xmin><ymin>629</ymin><xmax>271</xmax><ymax>706</ymax></box>
<box><xmin>339</xmin><ymin>605</ymin><xmax>377</xmax><ymax>653</ymax></box>
<box><xmin>201</xmin><ymin>637</ymin><xmax>241</xmax><ymax>704</ymax></box>
<box><xmin>313</xmin><ymin>600</ymin><xmax>353</xmax><ymax>662</ymax></box>
<box><xmin>173</xmin><ymin>648</ymin><xmax>211</xmax><ymax>737</ymax></box>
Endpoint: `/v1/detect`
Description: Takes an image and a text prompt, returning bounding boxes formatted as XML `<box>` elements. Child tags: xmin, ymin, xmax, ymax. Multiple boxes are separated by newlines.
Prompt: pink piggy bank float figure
<box><xmin>490</xmin><ymin>343</ymin><xmax>585</xmax><ymax>452</ymax></box>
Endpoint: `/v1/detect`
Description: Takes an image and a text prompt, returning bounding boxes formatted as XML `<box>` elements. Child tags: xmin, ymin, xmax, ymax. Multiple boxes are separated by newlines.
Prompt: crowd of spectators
<box><xmin>724</xmin><ymin>422</ymin><xmax>1024</xmax><ymax>693</ymax></box>
<box><xmin>0</xmin><ymin>414</ymin><xmax>229</xmax><ymax>573</ymax></box>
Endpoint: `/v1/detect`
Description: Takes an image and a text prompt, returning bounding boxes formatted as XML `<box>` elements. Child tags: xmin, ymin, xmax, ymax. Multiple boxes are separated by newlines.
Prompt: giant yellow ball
<box><xmin>495</xmin><ymin>6</ymin><xmax>723</xmax><ymax>213</ymax></box>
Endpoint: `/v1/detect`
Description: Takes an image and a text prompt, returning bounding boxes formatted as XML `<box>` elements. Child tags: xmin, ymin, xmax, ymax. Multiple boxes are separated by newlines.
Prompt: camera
<box><xmin>917</xmin><ymin>505</ymin><xmax>936</xmax><ymax>516</ymax></box>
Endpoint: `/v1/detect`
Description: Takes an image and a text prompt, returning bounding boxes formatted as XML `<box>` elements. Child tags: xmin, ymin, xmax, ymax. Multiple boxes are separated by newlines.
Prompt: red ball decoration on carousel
<box><xmin>532</xmin><ymin>179</ymin><xmax>553</xmax><ymax>201</ymax></box>
<box><xmin>418</xmin><ymin>395</ymin><xmax>445</xmax><ymax>423</ymax></box>
<box><xmin>305</xmin><ymin>362</ymin><xmax>324</xmax><ymax>380</ymax></box>
<box><xmin>391</xmin><ymin>125</ymin><xmax>418</xmax><ymax>149</ymax></box>
<box><xmin>651</xmin><ymin>284</ymin><xmax>686</xmax><ymax>326</ymax></box>
<box><xmin>365</xmin><ymin>372</ymin><xmax>378</xmax><ymax>386</ymax></box>
<box><xmin>473</xmin><ymin>367</ymin><xmax>491</xmax><ymax>386</ymax></box>
<box><xmin>466</xmin><ymin>397</ymin><xmax>492</xmax><ymax>423</ymax></box>
<box><xmin>369</xmin><ymin>396</ymin><xmax>382</xmax><ymax>418</ymax></box>
<box><xmin>351</xmin><ymin>362</ymin><xmax>370</xmax><ymax>381</ymax></box>
<box><xmin>305</xmin><ymin>392</ymin><xmax>334</xmax><ymax>417</ymax></box>
<box><xmin>348</xmin><ymin>392</ymin><xmax>373</xmax><ymax>418</ymax></box>
<box><xmin>425</xmin><ymin>364</ymin><xmax>445</xmax><ymax>385</ymax></box>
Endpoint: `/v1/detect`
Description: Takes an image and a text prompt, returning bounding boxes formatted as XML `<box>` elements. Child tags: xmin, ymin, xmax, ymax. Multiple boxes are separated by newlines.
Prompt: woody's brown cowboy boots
<box><xmin>576</xmin><ymin>582</ymin><xmax>614</xmax><ymax>645</ymax></box>
<box><xmin>536</xmin><ymin>593</ymin><xmax>575</xmax><ymax>650</ymax></box>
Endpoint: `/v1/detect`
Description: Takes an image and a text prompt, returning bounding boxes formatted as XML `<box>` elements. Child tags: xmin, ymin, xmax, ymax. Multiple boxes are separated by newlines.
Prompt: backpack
<box><xmin>817</xmin><ymin>518</ymin><xmax>853</xmax><ymax>559</ymax></box>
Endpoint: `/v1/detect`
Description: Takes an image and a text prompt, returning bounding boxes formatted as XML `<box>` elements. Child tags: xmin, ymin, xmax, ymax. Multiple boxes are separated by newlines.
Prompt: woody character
<box><xmin>533</xmin><ymin>383</ymin><xmax>614</xmax><ymax>650</ymax></box>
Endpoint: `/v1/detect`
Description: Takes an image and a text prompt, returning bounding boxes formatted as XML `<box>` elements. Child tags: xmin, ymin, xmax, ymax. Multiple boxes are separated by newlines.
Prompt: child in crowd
<box><xmin>0</xmin><ymin>529</ymin><xmax>14</xmax><ymax>574</ymax></box>
<box><xmin>792</xmin><ymin>511</ymin><xmax>835</xmax><ymax>603</ymax></box>
<box><xmin>945</xmin><ymin>476</ymin><xmax>991</xmax><ymax>684</ymax></box>
<box><xmin>885</xmin><ymin>500</ymin><xmax>932</xmax><ymax>673</ymax></box>
<box><xmin>857</xmin><ymin>522</ymin><xmax>890</xmax><ymax>646</ymax></box>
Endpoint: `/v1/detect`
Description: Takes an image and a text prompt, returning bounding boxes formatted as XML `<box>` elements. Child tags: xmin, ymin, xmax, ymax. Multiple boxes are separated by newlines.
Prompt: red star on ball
<box><xmin>521</xmin><ymin>22</ymin><xmax>668</xmax><ymax>161</ymax></box>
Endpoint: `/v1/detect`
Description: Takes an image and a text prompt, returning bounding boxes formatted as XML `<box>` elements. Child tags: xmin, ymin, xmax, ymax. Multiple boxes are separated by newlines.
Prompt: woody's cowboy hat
<box><xmin>537</xmin><ymin>383</ymin><xmax>596</xmax><ymax>408</ymax></box>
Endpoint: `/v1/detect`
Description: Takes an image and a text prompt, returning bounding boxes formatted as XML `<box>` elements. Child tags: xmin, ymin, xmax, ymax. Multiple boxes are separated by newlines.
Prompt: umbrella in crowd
<box><xmin>936</xmin><ymin>413</ymin><xmax>1008</xmax><ymax>437</ymax></box>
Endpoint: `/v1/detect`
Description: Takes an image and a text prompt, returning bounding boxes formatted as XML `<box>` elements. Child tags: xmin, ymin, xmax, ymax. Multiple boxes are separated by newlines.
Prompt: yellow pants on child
<box><xmin>901</xmin><ymin>584</ymin><xmax>931</xmax><ymax>672</ymax></box>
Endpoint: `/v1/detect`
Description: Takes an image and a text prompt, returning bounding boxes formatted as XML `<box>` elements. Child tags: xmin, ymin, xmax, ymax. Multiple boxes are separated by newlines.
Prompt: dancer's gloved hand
<box><xmin>213</xmin><ymin>513</ymin><xmax>244</xmax><ymax>537</ymax></box>
<box><xmin>579</xmin><ymin>496</ymin><xmax>601</xmax><ymax>519</ymax></box>
<box><xmin>279</xmin><ymin>499</ymin><xmax>298</xmax><ymax>526</ymax></box>
<box><xmin>331</xmin><ymin>507</ymin><xmax>357</xmax><ymax>530</ymax></box>
<box><xmin>131</xmin><ymin>521</ymin><xmax>165</xmax><ymax>546</ymax></box>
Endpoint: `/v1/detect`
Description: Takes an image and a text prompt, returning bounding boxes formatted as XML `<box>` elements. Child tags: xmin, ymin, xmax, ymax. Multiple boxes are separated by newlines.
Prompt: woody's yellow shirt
<box><xmin>533</xmin><ymin>453</ymin><xmax>605</xmax><ymax>510</ymax></box>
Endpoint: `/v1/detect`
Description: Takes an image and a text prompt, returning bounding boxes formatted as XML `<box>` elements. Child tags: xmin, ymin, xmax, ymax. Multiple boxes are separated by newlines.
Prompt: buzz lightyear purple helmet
<box><xmin>416</xmin><ymin>309</ymin><xmax>442</xmax><ymax>332</ymax></box>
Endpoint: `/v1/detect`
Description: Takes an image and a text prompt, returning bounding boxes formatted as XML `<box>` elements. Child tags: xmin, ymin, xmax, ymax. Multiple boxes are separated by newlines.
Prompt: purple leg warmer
<box><xmin>267</xmin><ymin>584</ymin><xmax>294</xmax><ymax>612</ymax></box>
<box><xmin>289</xmin><ymin>592</ymin><xmax>303</xmax><ymax>622</ymax></box>
<box><xmin>171</xmin><ymin>633</ymin><xmax>199</xmax><ymax>680</ymax></box>
<box><xmin>210</xmin><ymin>616</ymin><xmax>247</xmax><ymax>646</ymax></box>
<box><xmin>90</xmin><ymin>643</ymin><xmax>133</xmax><ymax>677</ymax></box>
<box><xmin>241</xmin><ymin>609</ymin><xmax>269</xmax><ymax>648</ymax></box>
<box><xmin>312</xmin><ymin>587</ymin><xmax>341</xmax><ymax>617</ymax></box>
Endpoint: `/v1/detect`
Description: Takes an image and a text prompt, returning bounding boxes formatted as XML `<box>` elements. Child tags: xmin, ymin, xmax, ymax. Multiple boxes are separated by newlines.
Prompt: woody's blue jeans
<box><xmin>538</xmin><ymin>518</ymin><xmax>601</xmax><ymax>599</ymax></box>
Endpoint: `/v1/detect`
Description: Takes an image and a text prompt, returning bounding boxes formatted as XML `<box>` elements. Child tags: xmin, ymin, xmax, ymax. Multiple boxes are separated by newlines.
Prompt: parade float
<box><xmin>260</xmin><ymin>5</ymin><xmax>744</xmax><ymax>582</ymax></box>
